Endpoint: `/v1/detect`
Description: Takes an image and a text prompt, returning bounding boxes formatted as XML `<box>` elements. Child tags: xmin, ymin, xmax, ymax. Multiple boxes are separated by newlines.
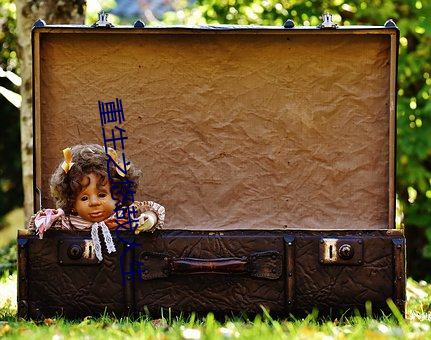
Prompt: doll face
<box><xmin>73</xmin><ymin>173</ymin><xmax>116</xmax><ymax>222</ymax></box>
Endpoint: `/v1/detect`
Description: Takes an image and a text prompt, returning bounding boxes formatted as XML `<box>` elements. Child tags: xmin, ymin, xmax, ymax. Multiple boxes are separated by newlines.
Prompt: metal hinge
<box><xmin>35</xmin><ymin>185</ymin><xmax>43</xmax><ymax>211</ymax></box>
<box><xmin>318</xmin><ymin>13</ymin><xmax>338</xmax><ymax>29</ymax></box>
<box><xmin>92</xmin><ymin>11</ymin><xmax>114</xmax><ymax>28</ymax></box>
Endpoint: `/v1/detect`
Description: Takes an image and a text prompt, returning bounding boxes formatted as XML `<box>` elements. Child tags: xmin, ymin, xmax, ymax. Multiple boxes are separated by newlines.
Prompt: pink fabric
<box><xmin>32</xmin><ymin>208</ymin><xmax>70</xmax><ymax>239</ymax></box>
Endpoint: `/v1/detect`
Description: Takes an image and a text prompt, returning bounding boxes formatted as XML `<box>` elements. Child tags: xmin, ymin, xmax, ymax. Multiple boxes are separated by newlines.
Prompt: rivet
<box><xmin>288</xmin><ymin>272</ymin><xmax>293</xmax><ymax>277</ymax></box>
<box><xmin>358</xmin><ymin>240</ymin><xmax>363</xmax><ymax>244</ymax></box>
<box><xmin>271</xmin><ymin>255</ymin><xmax>276</xmax><ymax>260</ymax></box>
<box><xmin>144</xmin><ymin>256</ymin><xmax>149</xmax><ymax>261</ymax></box>
<box><xmin>320</xmin><ymin>240</ymin><xmax>324</xmax><ymax>244</ymax></box>
<box><xmin>320</xmin><ymin>259</ymin><xmax>324</xmax><ymax>263</ymax></box>
<box><xmin>288</xmin><ymin>242</ymin><xmax>292</xmax><ymax>246</ymax></box>
<box><xmin>127</xmin><ymin>275</ymin><xmax>131</xmax><ymax>280</ymax></box>
<box><xmin>272</xmin><ymin>268</ymin><xmax>277</xmax><ymax>273</ymax></box>
<box><xmin>358</xmin><ymin>260</ymin><xmax>362</xmax><ymax>264</ymax></box>
<box><xmin>59</xmin><ymin>260</ymin><xmax>63</xmax><ymax>264</ymax></box>
<box><xmin>397</xmin><ymin>245</ymin><xmax>401</xmax><ymax>249</ymax></box>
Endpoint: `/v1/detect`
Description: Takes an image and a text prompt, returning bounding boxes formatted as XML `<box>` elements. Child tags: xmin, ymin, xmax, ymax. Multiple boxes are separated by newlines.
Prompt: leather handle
<box><xmin>140</xmin><ymin>251</ymin><xmax>282</xmax><ymax>280</ymax></box>
<box><xmin>171</xmin><ymin>257</ymin><xmax>248</xmax><ymax>274</ymax></box>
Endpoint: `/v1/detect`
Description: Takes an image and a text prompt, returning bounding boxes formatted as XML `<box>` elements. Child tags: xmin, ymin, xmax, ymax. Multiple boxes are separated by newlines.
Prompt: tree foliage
<box><xmin>164</xmin><ymin>0</ymin><xmax>431</xmax><ymax>279</ymax></box>
<box><xmin>0</xmin><ymin>0</ymin><xmax>23</xmax><ymax>226</ymax></box>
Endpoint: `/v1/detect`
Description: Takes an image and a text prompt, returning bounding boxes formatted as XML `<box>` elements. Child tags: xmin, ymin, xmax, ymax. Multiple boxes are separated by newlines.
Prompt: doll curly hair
<box><xmin>50</xmin><ymin>144</ymin><xmax>141</xmax><ymax>214</ymax></box>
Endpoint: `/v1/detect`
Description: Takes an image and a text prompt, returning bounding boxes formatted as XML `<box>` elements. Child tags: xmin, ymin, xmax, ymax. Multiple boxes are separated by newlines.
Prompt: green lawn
<box><xmin>1</xmin><ymin>273</ymin><xmax>430</xmax><ymax>339</ymax></box>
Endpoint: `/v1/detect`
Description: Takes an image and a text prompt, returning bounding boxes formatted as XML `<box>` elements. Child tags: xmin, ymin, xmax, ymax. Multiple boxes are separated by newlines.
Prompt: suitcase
<box><xmin>18</xmin><ymin>13</ymin><xmax>405</xmax><ymax>318</ymax></box>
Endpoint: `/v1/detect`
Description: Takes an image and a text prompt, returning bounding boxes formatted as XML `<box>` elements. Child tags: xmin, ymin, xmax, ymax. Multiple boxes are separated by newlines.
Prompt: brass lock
<box><xmin>58</xmin><ymin>239</ymin><xmax>100</xmax><ymax>265</ymax></box>
<box><xmin>67</xmin><ymin>244</ymin><xmax>83</xmax><ymax>259</ymax></box>
<box><xmin>319</xmin><ymin>238</ymin><xmax>363</xmax><ymax>265</ymax></box>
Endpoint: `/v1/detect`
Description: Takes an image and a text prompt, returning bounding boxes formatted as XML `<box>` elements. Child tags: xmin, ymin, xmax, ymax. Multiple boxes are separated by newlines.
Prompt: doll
<box><xmin>28</xmin><ymin>144</ymin><xmax>165</xmax><ymax>260</ymax></box>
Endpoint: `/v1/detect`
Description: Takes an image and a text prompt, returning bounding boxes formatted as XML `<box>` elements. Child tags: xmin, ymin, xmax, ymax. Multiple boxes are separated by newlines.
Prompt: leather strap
<box><xmin>138</xmin><ymin>250</ymin><xmax>282</xmax><ymax>281</ymax></box>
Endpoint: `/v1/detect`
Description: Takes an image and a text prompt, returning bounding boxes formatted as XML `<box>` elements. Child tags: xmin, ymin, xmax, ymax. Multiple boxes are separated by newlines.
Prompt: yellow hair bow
<box><xmin>61</xmin><ymin>147</ymin><xmax>74</xmax><ymax>173</ymax></box>
<box><xmin>107</xmin><ymin>147</ymin><xmax>131</xmax><ymax>177</ymax></box>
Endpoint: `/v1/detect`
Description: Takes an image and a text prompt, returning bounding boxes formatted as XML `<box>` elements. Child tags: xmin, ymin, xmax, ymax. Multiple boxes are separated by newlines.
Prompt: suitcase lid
<box><xmin>32</xmin><ymin>19</ymin><xmax>399</xmax><ymax>230</ymax></box>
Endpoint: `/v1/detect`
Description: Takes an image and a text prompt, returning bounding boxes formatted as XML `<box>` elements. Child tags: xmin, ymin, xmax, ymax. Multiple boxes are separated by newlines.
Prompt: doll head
<box><xmin>50</xmin><ymin>144</ymin><xmax>141</xmax><ymax>220</ymax></box>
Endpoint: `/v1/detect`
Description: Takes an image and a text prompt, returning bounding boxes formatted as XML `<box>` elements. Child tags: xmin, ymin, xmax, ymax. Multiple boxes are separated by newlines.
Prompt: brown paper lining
<box><xmin>36</xmin><ymin>30</ymin><xmax>393</xmax><ymax>230</ymax></box>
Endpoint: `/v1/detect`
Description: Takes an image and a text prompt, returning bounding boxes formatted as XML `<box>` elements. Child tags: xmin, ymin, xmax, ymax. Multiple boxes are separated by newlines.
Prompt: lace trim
<box><xmin>91</xmin><ymin>223</ymin><xmax>103</xmax><ymax>261</ymax></box>
<box><xmin>101</xmin><ymin>221</ymin><xmax>116</xmax><ymax>254</ymax></box>
<box><xmin>91</xmin><ymin>222</ymin><xmax>117</xmax><ymax>261</ymax></box>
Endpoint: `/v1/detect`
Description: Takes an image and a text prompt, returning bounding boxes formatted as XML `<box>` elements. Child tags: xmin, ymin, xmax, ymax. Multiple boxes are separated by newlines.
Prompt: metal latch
<box><xmin>92</xmin><ymin>11</ymin><xmax>114</xmax><ymax>28</ymax></box>
<box><xmin>58</xmin><ymin>239</ymin><xmax>100</xmax><ymax>265</ymax></box>
<box><xmin>318</xmin><ymin>13</ymin><xmax>338</xmax><ymax>29</ymax></box>
<box><xmin>319</xmin><ymin>237</ymin><xmax>363</xmax><ymax>265</ymax></box>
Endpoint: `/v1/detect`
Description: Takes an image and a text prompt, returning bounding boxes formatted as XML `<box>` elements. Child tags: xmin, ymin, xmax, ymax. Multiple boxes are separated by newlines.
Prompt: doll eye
<box><xmin>98</xmin><ymin>193</ymin><xmax>107</xmax><ymax>198</ymax></box>
<box><xmin>80</xmin><ymin>196</ymin><xmax>88</xmax><ymax>201</ymax></box>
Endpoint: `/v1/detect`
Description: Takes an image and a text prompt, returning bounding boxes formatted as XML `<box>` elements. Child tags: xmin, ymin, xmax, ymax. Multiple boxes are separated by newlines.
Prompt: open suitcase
<box><xmin>18</xmin><ymin>13</ymin><xmax>405</xmax><ymax>318</ymax></box>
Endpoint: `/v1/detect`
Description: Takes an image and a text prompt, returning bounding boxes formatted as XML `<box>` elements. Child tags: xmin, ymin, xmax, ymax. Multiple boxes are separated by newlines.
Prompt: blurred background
<box><xmin>0</xmin><ymin>0</ymin><xmax>430</xmax><ymax>280</ymax></box>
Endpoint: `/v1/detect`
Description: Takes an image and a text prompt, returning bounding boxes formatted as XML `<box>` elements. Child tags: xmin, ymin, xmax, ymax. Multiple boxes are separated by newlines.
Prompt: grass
<box><xmin>0</xmin><ymin>273</ymin><xmax>431</xmax><ymax>339</ymax></box>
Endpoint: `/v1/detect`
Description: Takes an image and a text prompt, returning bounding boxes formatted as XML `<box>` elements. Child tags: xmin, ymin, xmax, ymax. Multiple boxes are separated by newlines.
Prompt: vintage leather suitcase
<box><xmin>18</xmin><ymin>14</ymin><xmax>405</xmax><ymax>318</ymax></box>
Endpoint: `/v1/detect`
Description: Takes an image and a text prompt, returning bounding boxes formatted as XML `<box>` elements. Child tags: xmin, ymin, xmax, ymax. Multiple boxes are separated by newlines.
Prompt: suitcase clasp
<box><xmin>92</xmin><ymin>11</ymin><xmax>114</xmax><ymax>28</ymax></box>
<box><xmin>58</xmin><ymin>239</ymin><xmax>101</xmax><ymax>265</ymax></box>
<box><xmin>319</xmin><ymin>237</ymin><xmax>363</xmax><ymax>265</ymax></box>
<box><xmin>318</xmin><ymin>13</ymin><xmax>338</xmax><ymax>29</ymax></box>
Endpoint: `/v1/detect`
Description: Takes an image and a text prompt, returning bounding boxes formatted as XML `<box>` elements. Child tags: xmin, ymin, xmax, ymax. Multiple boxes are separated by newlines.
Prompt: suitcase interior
<box><xmin>33</xmin><ymin>26</ymin><xmax>397</xmax><ymax>230</ymax></box>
